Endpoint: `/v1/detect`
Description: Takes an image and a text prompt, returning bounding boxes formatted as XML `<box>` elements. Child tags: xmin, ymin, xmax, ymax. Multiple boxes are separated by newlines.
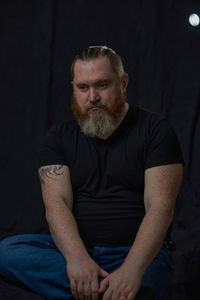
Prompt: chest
<box><xmin>64</xmin><ymin>131</ymin><xmax>146</xmax><ymax>193</ymax></box>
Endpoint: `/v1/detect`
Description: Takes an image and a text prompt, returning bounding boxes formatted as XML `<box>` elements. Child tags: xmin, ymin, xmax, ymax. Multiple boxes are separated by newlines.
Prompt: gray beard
<box><xmin>81</xmin><ymin>112</ymin><xmax>116</xmax><ymax>138</ymax></box>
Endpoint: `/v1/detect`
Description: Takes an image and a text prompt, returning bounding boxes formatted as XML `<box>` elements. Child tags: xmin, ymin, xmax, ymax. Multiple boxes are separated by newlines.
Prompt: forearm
<box><xmin>123</xmin><ymin>164</ymin><xmax>183</xmax><ymax>277</ymax></box>
<box><xmin>45</xmin><ymin>199</ymin><xmax>89</xmax><ymax>261</ymax></box>
<box><xmin>39</xmin><ymin>165</ymin><xmax>108</xmax><ymax>300</ymax></box>
<box><xmin>98</xmin><ymin>208</ymin><xmax>174</xmax><ymax>299</ymax></box>
<box><xmin>122</xmin><ymin>207</ymin><xmax>174</xmax><ymax>277</ymax></box>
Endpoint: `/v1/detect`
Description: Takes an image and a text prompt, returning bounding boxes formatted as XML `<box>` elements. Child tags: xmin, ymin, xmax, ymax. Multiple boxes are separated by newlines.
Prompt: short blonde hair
<box><xmin>71</xmin><ymin>46</ymin><xmax>125</xmax><ymax>80</ymax></box>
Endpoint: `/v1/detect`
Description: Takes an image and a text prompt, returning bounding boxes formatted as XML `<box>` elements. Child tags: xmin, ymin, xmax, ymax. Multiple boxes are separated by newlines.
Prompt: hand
<box><xmin>67</xmin><ymin>255</ymin><xmax>109</xmax><ymax>300</ymax></box>
<box><xmin>99</xmin><ymin>265</ymin><xmax>142</xmax><ymax>300</ymax></box>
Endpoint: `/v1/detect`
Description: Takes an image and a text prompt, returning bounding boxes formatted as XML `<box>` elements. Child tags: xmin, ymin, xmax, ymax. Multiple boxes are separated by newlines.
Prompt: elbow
<box><xmin>44</xmin><ymin>206</ymin><xmax>52</xmax><ymax>224</ymax></box>
<box><xmin>146</xmin><ymin>204</ymin><xmax>175</xmax><ymax>227</ymax></box>
<box><xmin>167</xmin><ymin>207</ymin><xmax>175</xmax><ymax>224</ymax></box>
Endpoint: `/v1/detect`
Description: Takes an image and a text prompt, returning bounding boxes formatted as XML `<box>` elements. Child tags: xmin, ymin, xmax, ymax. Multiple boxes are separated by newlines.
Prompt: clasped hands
<box><xmin>67</xmin><ymin>256</ymin><xmax>141</xmax><ymax>300</ymax></box>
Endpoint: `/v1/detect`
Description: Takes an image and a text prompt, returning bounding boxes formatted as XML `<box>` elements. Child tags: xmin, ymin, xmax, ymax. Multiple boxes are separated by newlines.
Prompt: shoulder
<box><xmin>131</xmin><ymin>105</ymin><xmax>165</xmax><ymax>122</ymax></box>
<box><xmin>129</xmin><ymin>105</ymin><xmax>170</xmax><ymax>133</ymax></box>
<box><xmin>46</xmin><ymin>117</ymin><xmax>79</xmax><ymax>141</ymax></box>
<box><xmin>38</xmin><ymin>117</ymin><xmax>80</xmax><ymax>168</ymax></box>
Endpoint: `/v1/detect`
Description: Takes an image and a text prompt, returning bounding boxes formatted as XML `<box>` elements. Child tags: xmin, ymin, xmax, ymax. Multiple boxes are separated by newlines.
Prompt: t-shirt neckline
<box><xmin>89</xmin><ymin>104</ymin><xmax>134</xmax><ymax>144</ymax></box>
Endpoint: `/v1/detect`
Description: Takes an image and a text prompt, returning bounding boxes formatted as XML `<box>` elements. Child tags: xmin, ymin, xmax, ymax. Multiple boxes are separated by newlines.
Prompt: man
<box><xmin>0</xmin><ymin>46</ymin><xmax>183</xmax><ymax>300</ymax></box>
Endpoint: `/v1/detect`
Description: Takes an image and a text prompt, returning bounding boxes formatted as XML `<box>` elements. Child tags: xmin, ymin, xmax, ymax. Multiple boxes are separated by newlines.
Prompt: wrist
<box><xmin>121</xmin><ymin>259</ymin><xmax>145</xmax><ymax>279</ymax></box>
<box><xmin>63</xmin><ymin>245</ymin><xmax>91</xmax><ymax>262</ymax></box>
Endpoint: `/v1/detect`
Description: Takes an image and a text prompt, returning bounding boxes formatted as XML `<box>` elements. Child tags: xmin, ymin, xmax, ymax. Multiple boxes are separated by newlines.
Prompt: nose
<box><xmin>88</xmin><ymin>87</ymin><xmax>100</xmax><ymax>103</ymax></box>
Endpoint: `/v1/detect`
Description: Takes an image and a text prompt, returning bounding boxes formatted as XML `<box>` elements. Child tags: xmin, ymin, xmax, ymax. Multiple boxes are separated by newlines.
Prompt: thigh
<box><xmin>0</xmin><ymin>233</ymin><xmax>55</xmax><ymax>250</ymax></box>
<box><xmin>0</xmin><ymin>234</ymin><xmax>61</xmax><ymax>271</ymax></box>
<box><xmin>0</xmin><ymin>234</ymin><xmax>72</xmax><ymax>299</ymax></box>
<box><xmin>90</xmin><ymin>246</ymin><xmax>173</xmax><ymax>300</ymax></box>
<box><xmin>88</xmin><ymin>246</ymin><xmax>131</xmax><ymax>274</ymax></box>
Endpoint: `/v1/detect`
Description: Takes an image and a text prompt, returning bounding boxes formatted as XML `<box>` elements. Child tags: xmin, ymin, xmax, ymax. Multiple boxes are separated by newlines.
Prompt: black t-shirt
<box><xmin>39</xmin><ymin>105</ymin><xmax>183</xmax><ymax>247</ymax></box>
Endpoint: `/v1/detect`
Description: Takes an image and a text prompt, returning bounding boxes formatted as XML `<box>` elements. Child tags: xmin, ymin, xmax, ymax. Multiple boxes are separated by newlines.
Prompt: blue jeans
<box><xmin>0</xmin><ymin>234</ymin><xmax>173</xmax><ymax>300</ymax></box>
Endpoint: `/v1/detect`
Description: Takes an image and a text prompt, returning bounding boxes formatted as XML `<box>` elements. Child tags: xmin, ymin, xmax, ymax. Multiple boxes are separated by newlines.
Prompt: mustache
<box><xmin>86</xmin><ymin>103</ymin><xmax>105</xmax><ymax>111</ymax></box>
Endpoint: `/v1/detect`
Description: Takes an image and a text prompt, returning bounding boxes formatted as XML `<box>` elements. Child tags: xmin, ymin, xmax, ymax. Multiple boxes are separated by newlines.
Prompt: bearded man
<box><xmin>0</xmin><ymin>46</ymin><xmax>183</xmax><ymax>300</ymax></box>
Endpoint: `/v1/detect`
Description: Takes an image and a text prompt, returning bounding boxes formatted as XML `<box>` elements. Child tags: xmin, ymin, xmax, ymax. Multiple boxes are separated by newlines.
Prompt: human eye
<box><xmin>77</xmin><ymin>85</ymin><xmax>88</xmax><ymax>92</ymax></box>
<box><xmin>97</xmin><ymin>81</ymin><xmax>108</xmax><ymax>89</ymax></box>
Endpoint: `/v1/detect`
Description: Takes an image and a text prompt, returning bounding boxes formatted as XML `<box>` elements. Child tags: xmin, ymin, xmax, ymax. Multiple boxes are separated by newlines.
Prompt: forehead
<box><xmin>73</xmin><ymin>56</ymin><xmax>116</xmax><ymax>83</ymax></box>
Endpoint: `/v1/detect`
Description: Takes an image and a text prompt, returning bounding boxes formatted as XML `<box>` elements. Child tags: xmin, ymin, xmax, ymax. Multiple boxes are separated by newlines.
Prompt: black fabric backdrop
<box><xmin>1</xmin><ymin>0</ymin><xmax>200</xmax><ymax>299</ymax></box>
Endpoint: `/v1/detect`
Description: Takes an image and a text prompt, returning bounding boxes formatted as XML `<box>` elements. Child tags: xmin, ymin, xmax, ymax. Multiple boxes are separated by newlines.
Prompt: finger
<box><xmin>83</xmin><ymin>280</ymin><xmax>92</xmax><ymax>300</ymax></box>
<box><xmin>119</xmin><ymin>297</ymin><xmax>126</xmax><ymax>300</ymax></box>
<box><xmin>70</xmin><ymin>280</ymin><xmax>79</xmax><ymax>299</ymax></box>
<box><xmin>111</xmin><ymin>288</ymin><xmax>121</xmax><ymax>300</ymax></box>
<box><xmin>99</xmin><ymin>277</ymin><xmax>109</xmax><ymax>294</ymax></box>
<box><xmin>91</xmin><ymin>279</ymin><xmax>99</xmax><ymax>300</ymax></box>
<box><xmin>111</xmin><ymin>287</ymin><xmax>127</xmax><ymax>300</ymax></box>
<box><xmin>127</xmin><ymin>291</ymin><xmax>136</xmax><ymax>300</ymax></box>
<box><xmin>99</xmin><ymin>268</ymin><xmax>109</xmax><ymax>278</ymax></box>
<box><xmin>102</xmin><ymin>288</ymin><xmax>113</xmax><ymax>300</ymax></box>
<box><xmin>77</xmin><ymin>281</ymin><xmax>84</xmax><ymax>300</ymax></box>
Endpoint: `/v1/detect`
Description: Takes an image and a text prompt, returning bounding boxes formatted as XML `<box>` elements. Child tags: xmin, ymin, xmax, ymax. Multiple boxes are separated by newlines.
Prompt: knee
<box><xmin>0</xmin><ymin>235</ymin><xmax>23</xmax><ymax>274</ymax></box>
<box><xmin>0</xmin><ymin>237</ymin><xmax>12</xmax><ymax>273</ymax></box>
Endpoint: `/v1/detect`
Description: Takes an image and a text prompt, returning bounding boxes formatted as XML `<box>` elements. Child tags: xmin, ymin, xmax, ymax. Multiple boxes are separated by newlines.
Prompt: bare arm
<box><xmin>100</xmin><ymin>163</ymin><xmax>183</xmax><ymax>300</ymax></box>
<box><xmin>39</xmin><ymin>165</ymin><xmax>108</xmax><ymax>300</ymax></box>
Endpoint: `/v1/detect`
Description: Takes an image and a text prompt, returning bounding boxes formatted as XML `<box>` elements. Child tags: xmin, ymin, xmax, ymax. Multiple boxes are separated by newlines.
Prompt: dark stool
<box><xmin>0</xmin><ymin>276</ymin><xmax>45</xmax><ymax>300</ymax></box>
<box><xmin>135</xmin><ymin>286</ymin><xmax>155</xmax><ymax>300</ymax></box>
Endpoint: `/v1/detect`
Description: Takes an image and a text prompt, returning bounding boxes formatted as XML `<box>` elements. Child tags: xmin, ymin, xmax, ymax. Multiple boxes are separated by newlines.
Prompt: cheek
<box><xmin>75</xmin><ymin>93</ymin><xmax>87</xmax><ymax>110</ymax></box>
<box><xmin>101</xmin><ymin>90</ymin><xmax>116</xmax><ymax>106</ymax></box>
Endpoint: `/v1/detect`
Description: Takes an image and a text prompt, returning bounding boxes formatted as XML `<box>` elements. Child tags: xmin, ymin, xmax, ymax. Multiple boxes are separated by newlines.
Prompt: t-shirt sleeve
<box><xmin>145</xmin><ymin>117</ymin><xmax>184</xmax><ymax>170</ymax></box>
<box><xmin>38</xmin><ymin>124</ymin><xmax>68</xmax><ymax>168</ymax></box>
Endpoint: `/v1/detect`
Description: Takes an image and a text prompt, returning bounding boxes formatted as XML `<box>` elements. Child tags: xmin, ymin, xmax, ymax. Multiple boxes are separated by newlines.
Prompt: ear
<box><xmin>121</xmin><ymin>73</ymin><xmax>129</xmax><ymax>92</ymax></box>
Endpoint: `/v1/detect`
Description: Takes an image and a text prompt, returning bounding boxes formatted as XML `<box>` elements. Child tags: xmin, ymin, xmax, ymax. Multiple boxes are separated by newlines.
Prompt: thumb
<box><xmin>99</xmin><ymin>267</ymin><xmax>109</xmax><ymax>278</ymax></box>
<box><xmin>99</xmin><ymin>277</ymin><xmax>109</xmax><ymax>294</ymax></box>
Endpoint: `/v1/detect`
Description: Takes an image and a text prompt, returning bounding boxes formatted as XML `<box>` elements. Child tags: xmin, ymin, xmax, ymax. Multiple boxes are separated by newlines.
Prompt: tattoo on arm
<box><xmin>39</xmin><ymin>165</ymin><xmax>64</xmax><ymax>185</ymax></box>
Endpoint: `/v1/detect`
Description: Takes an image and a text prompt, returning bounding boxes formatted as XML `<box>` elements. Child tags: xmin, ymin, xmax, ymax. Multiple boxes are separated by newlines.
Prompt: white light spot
<box><xmin>189</xmin><ymin>14</ymin><xmax>200</xmax><ymax>27</ymax></box>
